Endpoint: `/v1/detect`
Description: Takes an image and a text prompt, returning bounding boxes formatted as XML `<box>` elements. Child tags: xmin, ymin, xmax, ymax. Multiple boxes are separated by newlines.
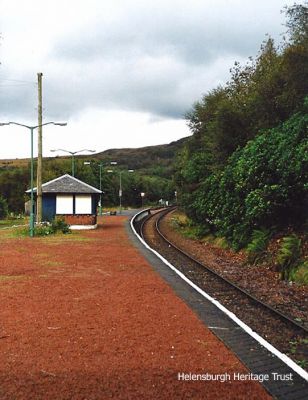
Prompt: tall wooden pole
<box><xmin>37</xmin><ymin>72</ymin><xmax>43</xmax><ymax>223</ymax></box>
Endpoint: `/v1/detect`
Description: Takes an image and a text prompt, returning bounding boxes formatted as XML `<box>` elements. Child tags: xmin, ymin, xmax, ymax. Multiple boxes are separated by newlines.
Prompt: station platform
<box><xmin>0</xmin><ymin>214</ymin><xmax>276</xmax><ymax>399</ymax></box>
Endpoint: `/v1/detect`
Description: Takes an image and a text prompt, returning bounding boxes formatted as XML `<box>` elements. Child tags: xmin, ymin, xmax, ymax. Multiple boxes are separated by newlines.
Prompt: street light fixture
<box><xmin>83</xmin><ymin>161</ymin><xmax>118</xmax><ymax>216</ymax></box>
<box><xmin>119</xmin><ymin>169</ymin><xmax>134</xmax><ymax>214</ymax></box>
<box><xmin>103</xmin><ymin>164</ymin><xmax>134</xmax><ymax>214</ymax></box>
<box><xmin>0</xmin><ymin>121</ymin><xmax>67</xmax><ymax>237</ymax></box>
<box><xmin>50</xmin><ymin>148</ymin><xmax>95</xmax><ymax>177</ymax></box>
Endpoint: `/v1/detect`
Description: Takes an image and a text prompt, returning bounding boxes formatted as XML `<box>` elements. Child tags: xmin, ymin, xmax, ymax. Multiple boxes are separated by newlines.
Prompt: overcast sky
<box><xmin>0</xmin><ymin>0</ymin><xmax>298</xmax><ymax>159</ymax></box>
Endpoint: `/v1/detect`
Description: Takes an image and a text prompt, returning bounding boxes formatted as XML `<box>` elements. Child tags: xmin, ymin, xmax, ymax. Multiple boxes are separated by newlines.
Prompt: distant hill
<box><xmin>94</xmin><ymin>137</ymin><xmax>189</xmax><ymax>173</ymax></box>
<box><xmin>0</xmin><ymin>136</ymin><xmax>190</xmax><ymax>212</ymax></box>
<box><xmin>0</xmin><ymin>136</ymin><xmax>189</xmax><ymax>177</ymax></box>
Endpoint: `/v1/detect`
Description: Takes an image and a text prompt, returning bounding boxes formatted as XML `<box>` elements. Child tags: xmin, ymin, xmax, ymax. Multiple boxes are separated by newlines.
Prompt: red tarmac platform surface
<box><xmin>0</xmin><ymin>216</ymin><xmax>272</xmax><ymax>399</ymax></box>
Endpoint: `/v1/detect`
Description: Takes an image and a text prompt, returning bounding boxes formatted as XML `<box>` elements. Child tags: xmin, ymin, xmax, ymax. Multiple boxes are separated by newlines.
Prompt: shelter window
<box><xmin>56</xmin><ymin>195</ymin><xmax>73</xmax><ymax>214</ymax></box>
<box><xmin>75</xmin><ymin>195</ymin><xmax>92</xmax><ymax>214</ymax></box>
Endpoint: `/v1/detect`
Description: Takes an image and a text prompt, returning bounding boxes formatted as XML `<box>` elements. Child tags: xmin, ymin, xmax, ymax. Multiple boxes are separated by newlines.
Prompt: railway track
<box><xmin>136</xmin><ymin>207</ymin><xmax>308</xmax><ymax>373</ymax></box>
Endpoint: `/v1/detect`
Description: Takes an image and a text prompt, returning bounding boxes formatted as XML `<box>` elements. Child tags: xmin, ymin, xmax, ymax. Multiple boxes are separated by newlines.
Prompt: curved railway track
<box><xmin>137</xmin><ymin>207</ymin><xmax>308</xmax><ymax>372</ymax></box>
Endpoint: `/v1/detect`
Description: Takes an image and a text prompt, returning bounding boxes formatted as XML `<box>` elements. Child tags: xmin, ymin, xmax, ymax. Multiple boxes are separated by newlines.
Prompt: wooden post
<box><xmin>36</xmin><ymin>72</ymin><xmax>43</xmax><ymax>223</ymax></box>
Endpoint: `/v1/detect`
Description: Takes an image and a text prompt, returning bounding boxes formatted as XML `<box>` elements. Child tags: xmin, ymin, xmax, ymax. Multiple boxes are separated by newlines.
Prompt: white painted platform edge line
<box><xmin>130</xmin><ymin>212</ymin><xmax>308</xmax><ymax>382</ymax></box>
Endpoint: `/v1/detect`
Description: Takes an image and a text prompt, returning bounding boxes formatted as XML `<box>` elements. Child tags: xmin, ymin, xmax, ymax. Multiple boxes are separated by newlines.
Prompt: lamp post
<box><xmin>103</xmin><ymin>164</ymin><xmax>134</xmax><ymax>214</ymax></box>
<box><xmin>119</xmin><ymin>171</ymin><xmax>123</xmax><ymax>214</ymax></box>
<box><xmin>84</xmin><ymin>161</ymin><xmax>117</xmax><ymax>216</ymax></box>
<box><xmin>50</xmin><ymin>148</ymin><xmax>95</xmax><ymax>177</ymax></box>
<box><xmin>0</xmin><ymin>121</ymin><xmax>67</xmax><ymax>237</ymax></box>
<box><xmin>119</xmin><ymin>169</ymin><xmax>134</xmax><ymax>214</ymax></box>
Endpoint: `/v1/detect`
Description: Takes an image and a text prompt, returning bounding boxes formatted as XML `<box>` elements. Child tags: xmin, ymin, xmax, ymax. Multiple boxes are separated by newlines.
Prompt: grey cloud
<box><xmin>54</xmin><ymin>14</ymin><xmax>263</xmax><ymax>67</ymax></box>
<box><xmin>43</xmin><ymin>2</ymin><xmax>286</xmax><ymax>120</ymax></box>
<box><xmin>1</xmin><ymin>0</ymin><xmax>288</xmax><ymax>122</ymax></box>
<box><xmin>42</xmin><ymin>61</ymin><xmax>192</xmax><ymax>120</ymax></box>
<box><xmin>53</xmin><ymin>0</ymin><xmax>287</xmax><ymax>67</ymax></box>
<box><xmin>0</xmin><ymin>78</ymin><xmax>37</xmax><ymax>120</ymax></box>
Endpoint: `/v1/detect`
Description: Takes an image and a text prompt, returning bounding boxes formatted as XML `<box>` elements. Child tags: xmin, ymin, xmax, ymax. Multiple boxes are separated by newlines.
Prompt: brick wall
<box><xmin>59</xmin><ymin>214</ymin><xmax>97</xmax><ymax>225</ymax></box>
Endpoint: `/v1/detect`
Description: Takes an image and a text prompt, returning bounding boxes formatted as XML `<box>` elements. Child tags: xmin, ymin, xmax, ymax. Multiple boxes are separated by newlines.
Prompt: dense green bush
<box><xmin>51</xmin><ymin>217</ymin><xmax>71</xmax><ymax>234</ymax></box>
<box><xmin>32</xmin><ymin>218</ymin><xmax>70</xmax><ymax>236</ymax></box>
<box><xmin>190</xmin><ymin>111</ymin><xmax>308</xmax><ymax>249</ymax></box>
<box><xmin>16</xmin><ymin>217</ymin><xmax>71</xmax><ymax>237</ymax></box>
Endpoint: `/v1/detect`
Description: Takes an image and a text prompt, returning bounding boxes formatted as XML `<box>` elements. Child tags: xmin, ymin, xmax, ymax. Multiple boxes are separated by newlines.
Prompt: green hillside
<box><xmin>0</xmin><ymin>137</ymin><xmax>189</xmax><ymax>212</ymax></box>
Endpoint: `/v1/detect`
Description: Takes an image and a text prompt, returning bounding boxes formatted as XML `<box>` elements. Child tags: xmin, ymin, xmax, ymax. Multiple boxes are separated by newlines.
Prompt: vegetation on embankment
<box><xmin>174</xmin><ymin>3</ymin><xmax>308</xmax><ymax>282</ymax></box>
<box><xmin>171</xmin><ymin>211</ymin><xmax>308</xmax><ymax>285</ymax></box>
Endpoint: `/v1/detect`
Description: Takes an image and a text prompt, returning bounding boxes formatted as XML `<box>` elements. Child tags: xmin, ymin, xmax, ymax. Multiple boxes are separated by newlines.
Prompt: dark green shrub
<box><xmin>51</xmin><ymin>217</ymin><xmax>71</xmax><ymax>234</ymax></box>
<box><xmin>15</xmin><ymin>218</ymin><xmax>70</xmax><ymax>237</ymax></box>
<box><xmin>184</xmin><ymin>111</ymin><xmax>308</xmax><ymax>249</ymax></box>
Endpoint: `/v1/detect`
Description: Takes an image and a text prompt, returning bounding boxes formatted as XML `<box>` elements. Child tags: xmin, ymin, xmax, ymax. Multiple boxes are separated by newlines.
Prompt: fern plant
<box><xmin>288</xmin><ymin>260</ymin><xmax>308</xmax><ymax>284</ymax></box>
<box><xmin>276</xmin><ymin>235</ymin><xmax>302</xmax><ymax>280</ymax></box>
<box><xmin>247</xmin><ymin>229</ymin><xmax>270</xmax><ymax>264</ymax></box>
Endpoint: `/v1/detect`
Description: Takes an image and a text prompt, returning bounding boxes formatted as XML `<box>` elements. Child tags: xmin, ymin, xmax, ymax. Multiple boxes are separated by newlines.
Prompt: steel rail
<box><xmin>141</xmin><ymin>207</ymin><xmax>308</xmax><ymax>335</ymax></box>
<box><xmin>140</xmin><ymin>211</ymin><xmax>152</xmax><ymax>241</ymax></box>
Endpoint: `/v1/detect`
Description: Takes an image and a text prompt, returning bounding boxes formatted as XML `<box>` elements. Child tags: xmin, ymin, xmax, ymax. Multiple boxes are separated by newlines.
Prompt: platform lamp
<box><xmin>50</xmin><ymin>148</ymin><xmax>96</xmax><ymax>177</ymax></box>
<box><xmin>84</xmin><ymin>161</ymin><xmax>118</xmax><ymax>216</ymax></box>
<box><xmin>0</xmin><ymin>121</ymin><xmax>67</xmax><ymax>237</ymax></box>
<box><xmin>119</xmin><ymin>169</ymin><xmax>134</xmax><ymax>214</ymax></box>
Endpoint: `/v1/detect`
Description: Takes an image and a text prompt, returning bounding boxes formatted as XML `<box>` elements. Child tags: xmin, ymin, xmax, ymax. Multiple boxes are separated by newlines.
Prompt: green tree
<box><xmin>0</xmin><ymin>168</ymin><xmax>29</xmax><ymax>212</ymax></box>
<box><xmin>0</xmin><ymin>195</ymin><xmax>8</xmax><ymax>218</ymax></box>
<box><xmin>283</xmin><ymin>2</ymin><xmax>308</xmax><ymax>47</ymax></box>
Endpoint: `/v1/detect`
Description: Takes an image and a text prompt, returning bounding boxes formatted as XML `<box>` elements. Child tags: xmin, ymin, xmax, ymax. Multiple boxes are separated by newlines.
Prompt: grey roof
<box><xmin>26</xmin><ymin>174</ymin><xmax>102</xmax><ymax>194</ymax></box>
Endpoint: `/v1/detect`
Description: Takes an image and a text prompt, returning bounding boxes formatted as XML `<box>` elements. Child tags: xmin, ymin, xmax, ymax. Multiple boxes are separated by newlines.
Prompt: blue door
<box><xmin>42</xmin><ymin>195</ymin><xmax>56</xmax><ymax>222</ymax></box>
